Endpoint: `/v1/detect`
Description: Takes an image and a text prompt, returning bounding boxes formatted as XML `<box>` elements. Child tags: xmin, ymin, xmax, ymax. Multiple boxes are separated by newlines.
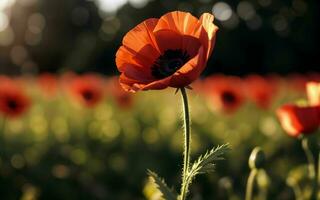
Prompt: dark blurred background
<box><xmin>0</xmin><ymin>0</ymin><xmax>319</xmax><ymax>76</ymax></box>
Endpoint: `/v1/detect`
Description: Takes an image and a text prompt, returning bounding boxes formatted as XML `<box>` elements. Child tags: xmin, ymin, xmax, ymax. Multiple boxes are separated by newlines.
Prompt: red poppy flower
<box><xmin>69</xmin><ymin>75</ymin><xmax>105</xmax><ymax>108</ymax></box>
<box><xmin>0</xmin><ymin>80</ymin><xmax>31</xmax><ymax>118</ymax></box>
<box><xmin>276</xmin><ymin>104</ymin><xmax>320</xmax><ymax>137</ymax></box>
<box><xmin>306</xmin><ymin>81</ymin><xmax>320</xmax><ymax>106</ymax></box>
<box><xmin>205</xmin><ymin>75</ymin><xmax>245</xmax><ymax>114</ymax></box>
<box><xmin>107</xmin><ymin>77</ymin><xmax>134</xmax><ymax>109</ymax></box>
<box><xmin>116</xmin><ymin>11</ymin><xmax>218</xmax><ymax>92</ymax></box>
<box><xmin>37</xmin><ymin>73</ymin><xmax>58</xmax><ymax>97</ymax></box>
<box><xmin>244</xmin><ymin>75</ymin><xmax>275</xmax><ymax>109</ymax></box>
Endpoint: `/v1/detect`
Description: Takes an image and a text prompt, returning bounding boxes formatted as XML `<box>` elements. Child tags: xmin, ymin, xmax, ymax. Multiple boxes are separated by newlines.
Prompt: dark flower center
<box><xmin>222</xmin><ymin>91</ymin><xmax>236</xmax><ymax>104</ymax></box>
<box><xmin>152</xmin><ymin>49</ymin><xmax>190</xmax><ymax>79</ymax></box>
<box><xmin>7</xmin><ymin>99</ymin><xmax>18</xmax><ymax>110</ymax></box>
<box><xmin>82</xmin><ymin>90</ymin><xmax>94</xmax><ymax>101</ymax></box>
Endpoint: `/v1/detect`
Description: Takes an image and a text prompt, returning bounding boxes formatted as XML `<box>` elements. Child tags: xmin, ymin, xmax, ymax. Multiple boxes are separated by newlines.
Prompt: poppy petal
<box><xmin>122</xmin><ymin>18</ymin><xmax>159</xmax><ymax>53</ymax></box>
<box><xmin>116</xmin><ymin>18</ymin><xmax>160</xmax><ymax>71</ymax></box>
<box><xmin>199</xmin><ymin>13</ymin><xmax>219</xmax><ymax>41</ymax></box>
<box><xmin>276</xmin><ymin>104</ymin><xmax>320</xmax><ymax>137</ymax></box>
<box><xmin>142</xmin><ymin>76</ymin><xmax>172</xmax><ymax>90</ymax></box>
<box><xmin>306</xmin><ymin>82</ymin><xmax>320</xmax><ymax>106</ymax></box>
<box><xmin>199</xmin><ymin>13</ymin><xmax>218</xmax><ymax>58</ymax></box>
<box><xmin>119</xmin><ymin>74</ymin><xmax>146</xmax><ymax>92</ymax></box>
<box><xmin>123</xmin><ymin>63</ymin><xmax>155</xmax><ymax>83</ymax></box>
<box><xmin>119</xmin><ymin>73</ymin><xmax>172</xmax><ymax>92</ymax></box>
<box><xmin>154</xmin><ymin>11</ymin><xmax>200</xmax><ymax>36</ymax></box>
<box><xmin>169</xmin><ymin>46</ymin><xmax>206</xmax><ymax>87</ymax></box>
<box><xmin>116</xmin><ymin>45</ymin><xmax>159</xmax><ymax>71</ymax></box>
<box><xmin>154</xmin><ymin>29</ymin><xmax>201</xmax><ymax>56</ymax></box>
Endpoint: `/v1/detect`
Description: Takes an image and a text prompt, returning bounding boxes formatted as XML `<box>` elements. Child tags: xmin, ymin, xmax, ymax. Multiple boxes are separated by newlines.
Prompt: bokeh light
<box><xmin>212</xmin><ymin>2</ymin><xmax>233</xmax><ymax>21</ymax></box>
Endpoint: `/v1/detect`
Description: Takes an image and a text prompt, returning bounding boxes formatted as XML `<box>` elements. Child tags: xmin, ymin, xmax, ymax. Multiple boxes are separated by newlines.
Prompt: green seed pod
<box><xmin>249</xmin><ymin>147</ymin><xmax>265</xmax><ymax>170</ymax></box>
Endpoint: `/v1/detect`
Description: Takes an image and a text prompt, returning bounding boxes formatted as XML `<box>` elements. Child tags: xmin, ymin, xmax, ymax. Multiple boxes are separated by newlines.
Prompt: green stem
<box><xmin>317</xmin><ymin>152</ymin><xmax>320</xmax><ymax>200</ymax></box>
<box><xmin>180</xmin><ymin>87</ymin><xmax>191</xmax><ymax>200</ymax></box>
<box><xmin>290</xmin><ymin>183</ymin><xmax>303</xmax><ymax>200</ymax></box>
<box><xmin>301</xmin><ymin>137</ymin><xmax>317</xmax><ymax>200</ymax></box>
<box><xmin>0</xmin><ymin>117</ymin><xmax>5</xmax><ymax>135</ymax></box>
<box><xmin>0</xmin><ymin>117</ymin><xmax>6</xmax><ymax>160</ymax></box>
<box><xmin>257</xmin><ymin>170</ymin><xmax>269</xmax><ymax>200</ymax></box>
<box><xmin>245</xmin><ymin>169</ymin><xmax>258</xmax><ymax>200</ymax></box>
<box><xmin>302</xmin><ymin>138</ymin><xmax>316</xmax><ymax>179</ymax></box>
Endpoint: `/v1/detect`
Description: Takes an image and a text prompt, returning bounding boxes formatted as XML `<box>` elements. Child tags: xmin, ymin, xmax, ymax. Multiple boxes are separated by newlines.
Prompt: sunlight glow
<box><xmin>93</xmin><ymin>0</ymin><xmax>150</xmax><ymax>15</ymax></box>
<box><xmin>128</xmin><ymin>0</ymin><xmax>149</xmax><ymax>9</ymax></box>
<box><xmin>0</xmin><ymin>0</ymin><xmax>15</xmax><ymax>11</ymax></box>
<box><xmin>237</xmin><ymin>1</ymin><xmax>256</xmax><ymax>21</ymax></box>
<box><xmin>212</xmin><ymin>2</ymin><xmax>233</xmax><ymax>21</ymax></box>
<box><xmin>0</xmin><ymin>12</ymin><xmax>9</xmax><ymax>32</ymax></box>
<box><xmin>94</xmin><ymin>0</ymin><xmax>128</xmax><ymax>14</ymax></box>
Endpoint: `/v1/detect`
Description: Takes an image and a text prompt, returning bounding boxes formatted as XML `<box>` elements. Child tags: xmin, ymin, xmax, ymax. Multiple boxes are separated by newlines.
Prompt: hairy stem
<box><xmin>245</xmin><ymin>169</ymin><xmax>258</xmax><ymax>200</ymax></box>
<box><xmin>317</xmin><ymin>152</ymin><xmax>320</xmax><ymax>199</ymax></box>
<box><xmin>180</xmin><ymin>87</ymin><xmax>191</xmax><ymax>200</ymax></box>
<box><xmin>301</xmin><ymin>137</ymin><xmax>317</xmax><ymax>200</ymax></box>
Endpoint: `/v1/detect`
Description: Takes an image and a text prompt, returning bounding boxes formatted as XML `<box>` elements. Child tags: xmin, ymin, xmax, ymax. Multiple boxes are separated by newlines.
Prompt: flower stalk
<box><xmin>245</xmin><ymin>169</ymin><xmax>258</xmax><ymax>200</ymax></box>
<box><xmin>0</xmin><ymin>117</ymin><xmax>6</xmax><ymax>158</ymax></box>
<box><xmin>180</xmin><ymin>87</ymin><xmax>191</xmax><ymax>200</ymax></box>
<box><xmin>287</xmin><ymin>178</ymin><xmax>303</xmax><ymax>200</ymax></box>
<box><xmin>246</xmin><ymin>147</ymin><xmax>266</xmax><ymax>200</ymax></box>
<box><xmin>0</xmin><ymin>117</ymin><xmax>5</xmax><ymax>135</ymax></box>
<box><xmin>301</xmin><ymin>137</ymin><xmax>317</xmax><ymax>200</ymax></box>
<box><xmin>317</xmin><ymin>152</ymin><xmax>320</xmax><ymax>199</ymax></box>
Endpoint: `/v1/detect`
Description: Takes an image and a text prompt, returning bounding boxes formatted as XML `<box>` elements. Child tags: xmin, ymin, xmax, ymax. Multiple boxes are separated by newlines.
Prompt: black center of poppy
<box><xmin>7</xmin><ymin>99</ymin><xmax>18</xmax><ymax>110</ymax></box>
<box><xmin>82</xmin><ymin>90</ymin><xmax>94</xmax><ymax>101</ymax></box>
<box><xmin>222</xmin><ymin>91</ymin><xmax>236</xmax><ymax>104</ymax></box>
<box><xmin>152</xmin><ymin>49</ymin><xmax>190</xmax><ymax>79</ymax></box>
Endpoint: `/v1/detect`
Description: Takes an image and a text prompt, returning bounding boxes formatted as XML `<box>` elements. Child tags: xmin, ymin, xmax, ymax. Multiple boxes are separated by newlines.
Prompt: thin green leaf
<box><xmin>147</xmin><ymin>170</ymin><xmax>177</xmax><ymax>200</ymax></box>
<box><xmin>187</xmin><ymin>144</ymin><xmax>230</xmax><ymax>184</ymax></box>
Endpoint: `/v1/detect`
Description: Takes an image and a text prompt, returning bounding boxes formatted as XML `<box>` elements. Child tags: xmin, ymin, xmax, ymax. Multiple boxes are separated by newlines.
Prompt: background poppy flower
<box><xmin>116</xmin><ymin>11</ymin><xmax>218</xmax><ymax>92</ymax></box>
<box><xmin>68</xmin><ymin>74</ymin><xmax>105</xmax><ymax>108</ymax></box>
<box><xmin>276</xmin><ymin>104</ymin><xmax>320</xmax><ymax>137</ymax></box>
<box><xmin>244</xmin><ymin>75</ymin><xmax>275</xmax><ymax>109</ymax></box>
<box><xmin>107</xmin><ymin>77</ymin><xmax>133</xmax><ymax>109</ymax></box>
<box><xmin>205</xmin><ymin>75</ymin><xmax>245</xmax><ymax>114</ymax></box>
<box><xmin>306</xmin><ymin>81</ymin><xmax>320</xmax><ymax>106</ymax></box>
<box><xmin>0</xmin><ymin>80</ymin><xmax>31</xmax><ymax>118</ymax></box>
<box><xmin>37</xmin><ymin>73</ymin><xmax>58</xmax><ymax>98</ymax></box>
<box><xmin>287</xmin><ymin>74</ymin><xmax>309</xmax><ymax>93</ymax></box>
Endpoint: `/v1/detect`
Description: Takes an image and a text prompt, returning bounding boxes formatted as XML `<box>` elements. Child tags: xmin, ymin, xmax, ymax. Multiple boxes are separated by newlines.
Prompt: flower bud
<box><xmin>249</xmin><ymin>147</ymin><xmax>265</xmax><ymax>170</ymax></box>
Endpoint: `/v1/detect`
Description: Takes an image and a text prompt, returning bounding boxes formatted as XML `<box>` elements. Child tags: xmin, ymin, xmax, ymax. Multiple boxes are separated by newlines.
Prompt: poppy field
<box><xmin>1</xmin><ymin>0</ymin><xmax>320</xmax><ymax>199</ymax></box>
<box><xmin>0</xmin><ymin>73</ymin><xmax>319</xmax><ymax>200</ymax></box>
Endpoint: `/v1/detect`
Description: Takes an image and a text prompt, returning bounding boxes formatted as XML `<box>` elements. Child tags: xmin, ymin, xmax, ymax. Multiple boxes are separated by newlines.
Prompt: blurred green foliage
<box><xmin>0</xmin><ymin>77</ymin><xmax>319</xmax><ymax>199</ymax></box>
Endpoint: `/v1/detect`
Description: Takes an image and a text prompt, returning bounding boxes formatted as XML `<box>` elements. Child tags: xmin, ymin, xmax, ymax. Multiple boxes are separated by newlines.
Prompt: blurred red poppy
<box><xmin>69</xmin><ymin>75</ymin><xmax>105</xmax><ymax>108</ymax></box>
<box><xmin>0</xmin><ymin>75</ymin><xmax>10</xmax><ymax>83</ymax></box>
<box><xmin>107</xmin><ymin>77</ymin><xmax>134</xmax><ymax>109</ymax></box>
<box><xmin>287</xmin><ymin>73</ymin><xmax>309</xmax><ymax>93</ymax></box>
<box><xmin>276</xmin><ymin>104</ymin><xmax>320</xmax><ymax>137</ymax></box>
<box><xmin>244</xmin><ymin>75</ymin><xmax>275</xmax><ymax>109</ymax></box>
<box><xmin>116</xmin><ymin>11</ymin><xmax>218</xmax><ymax>92</ymax></box>
<box><xmin>0</xmin><ymin>79</ymin><xmax>31</xmax><ymax>118</ymax></box>
<box><xmin>205</xmin><ymin>76</ymin><xmax>245</xmax><ymax>114</ymax></box>
<box><xmin>306</xmin><ymin>81</ymin><xmax>320</xmax><ymax>106</ymax></box>
<box><xmin>37</xmin><ymin>73</ymin><xmax>58</xmax><ymax>97</ymax></box>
